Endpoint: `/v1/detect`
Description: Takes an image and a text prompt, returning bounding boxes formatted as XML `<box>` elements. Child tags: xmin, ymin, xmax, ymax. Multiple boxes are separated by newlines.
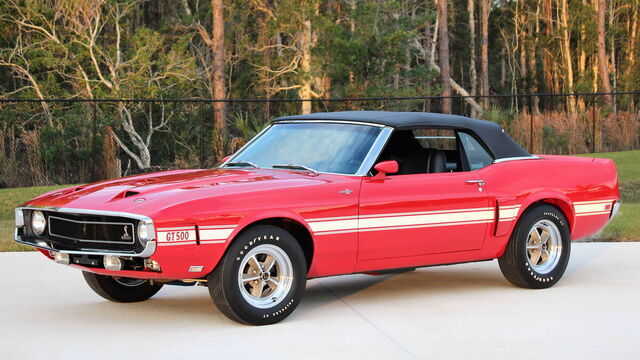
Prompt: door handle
<box><xmin>466</xmin><ymin>179</ymin><xmax>485</xmax><ymax>186</ymax></box>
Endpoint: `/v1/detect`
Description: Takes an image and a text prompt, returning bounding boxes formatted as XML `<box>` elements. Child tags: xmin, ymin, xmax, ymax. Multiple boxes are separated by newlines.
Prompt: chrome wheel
<box><xmin>526</xmin><ymin>220</ymin><xmax>562</xmax><ymax>274</ymax></box>
<box><xmin>237</xmin><ymin>244</ymin><xmax>294</xmax><ymax>309</ymax></box>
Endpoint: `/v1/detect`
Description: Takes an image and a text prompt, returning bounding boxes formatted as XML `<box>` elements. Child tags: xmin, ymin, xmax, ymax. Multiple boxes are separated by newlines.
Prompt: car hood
<box><xmin>23</xmin><ymin>168</ymin><xmax>344</xmax><ymax>217</ymax></box>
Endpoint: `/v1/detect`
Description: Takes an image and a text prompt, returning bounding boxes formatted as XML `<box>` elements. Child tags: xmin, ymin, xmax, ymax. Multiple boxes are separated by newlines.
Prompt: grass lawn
<box><xmin>598</xmin><ymin>202</ymin><xmax>640</xmax><ymax>241</ymax></box>
<box><xmin>0</xmin><ymin>185</ymin><xmax>71</xmax><ymax>251</ymax></box>
<box><xmin>0</xmin><ymin>150</ymin><xmax>638</xmax><ymax>251</ymax></box>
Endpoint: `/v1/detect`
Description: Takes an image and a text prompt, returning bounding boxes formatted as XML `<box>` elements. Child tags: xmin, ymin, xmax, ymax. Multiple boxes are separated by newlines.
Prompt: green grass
<box><xmin>599</xmin><ymin>203</ymin><xmax>640</xmax><ymax>241</ymax></box>
<box><xmin>1</xmin><ymin>150</ymin><xmax>639</xmax><ymax>251</ymax></box>
<box><xmin>0</xmin><ymin>185</ymin><xmax>71</xmax><ymax>251</ymax></box>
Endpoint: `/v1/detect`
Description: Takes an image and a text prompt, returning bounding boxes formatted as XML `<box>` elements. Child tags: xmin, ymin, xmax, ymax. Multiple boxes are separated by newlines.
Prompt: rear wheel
<box><xmin>498</xmin><ymin>204</ymin><xmax>571</xmax><ymax>289</ymax></box>
<box><xmin>208</xmin><ymin>225</ymin><xmax>307</xmax><ymax>325</ymax></box>
<box><xmin>82</xmin><ymin>272</ymin><xmax>163</xmax><ymax>302</ymax></box>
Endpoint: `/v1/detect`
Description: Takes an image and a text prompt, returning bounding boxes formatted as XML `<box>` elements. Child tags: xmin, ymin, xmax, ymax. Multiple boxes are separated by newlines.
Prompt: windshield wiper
<box><xmin>224</xmin><ymin>161</ymin><xmax>259</xmax><ymax>168</ymax></box>
<box><xmin>272</xmin><ymin>164</ymin><xmax>319</xmax><ymax>176</ymax></box>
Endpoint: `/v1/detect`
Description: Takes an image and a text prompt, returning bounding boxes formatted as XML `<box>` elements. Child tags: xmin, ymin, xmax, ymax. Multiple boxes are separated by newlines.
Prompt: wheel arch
<box><xmin>229</xmin><ymin>215</ymin><xmax>315</xmax><ymax>271</ymax></box>
<box><xmin>517</xmin><ymin>192</ymin><xmax>575</xmax><ymax>234</ymax></box>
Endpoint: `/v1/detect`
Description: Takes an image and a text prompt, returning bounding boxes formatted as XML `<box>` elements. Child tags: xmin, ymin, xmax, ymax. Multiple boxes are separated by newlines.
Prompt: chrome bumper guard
<box><xmin>610</xmin><ymin>202</ymin><xmax>621</xmax><ymax>219</ymax></box>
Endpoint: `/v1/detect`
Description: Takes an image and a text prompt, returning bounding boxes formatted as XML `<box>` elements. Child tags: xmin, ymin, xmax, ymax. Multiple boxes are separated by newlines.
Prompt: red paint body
<box><xmin>25</xmin><ymin>154</ymin><xmax>619</xmax><ymax>280</ymax></box>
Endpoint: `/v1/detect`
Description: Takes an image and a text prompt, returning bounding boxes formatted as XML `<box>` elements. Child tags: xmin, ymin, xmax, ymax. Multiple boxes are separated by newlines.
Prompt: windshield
<box><xmin>225</xmin><ymin>122</ymin><xmax>382</xmax><ymax>175</ymax></box>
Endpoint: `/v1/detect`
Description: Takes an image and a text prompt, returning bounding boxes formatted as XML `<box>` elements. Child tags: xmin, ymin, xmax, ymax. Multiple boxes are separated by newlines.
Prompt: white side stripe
<box><xmin>310</xmin><ymin>208</ymin><xmax>496</xmax><ymax>235</ymax></box>
<box><xmin>199</xmin><ymin>228</ymin><xmax>235</xmax><ymax>241</ymax></box>
<box><xmin>498</xmin><ymin>205</ymin><xmax>521</xmax><ymax>221</ymax></box>
<box><xmin>574</xmin><ymin>199</ymin><xmax>614</xmax><ymax>216</ymax></box>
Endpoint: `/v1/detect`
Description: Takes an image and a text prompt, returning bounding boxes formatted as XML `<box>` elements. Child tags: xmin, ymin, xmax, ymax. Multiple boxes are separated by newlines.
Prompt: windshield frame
<box><xmin>220</xmin><ymin>120</ymin><xmax>393</xmax><ymax>176</ymax></box>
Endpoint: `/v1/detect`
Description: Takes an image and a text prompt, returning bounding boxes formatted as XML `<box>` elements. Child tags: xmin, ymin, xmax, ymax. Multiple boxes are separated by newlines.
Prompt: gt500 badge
<box><xmin>156</xmin><ymin>227</ymin><xmax>197</xmax><ymax>244</ymax></box>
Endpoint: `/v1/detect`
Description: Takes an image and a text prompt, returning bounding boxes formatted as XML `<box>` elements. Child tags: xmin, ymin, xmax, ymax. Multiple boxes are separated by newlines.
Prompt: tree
<box><xmin>0</xmin><ymin>0</ymin><xmax>198</xmax><ymax>169</ymax></box>
<box><xmin>468</xmin><ymin>0</ymin><xmax>478</xmax><ymax>116</ymax></box>
<box><xmin>437</xmin><ymin>0</ymin><xmax>451</xmax><ymax>113</ymax></box>
<box><xmin>196</xmin><ymin>0</ymin><xmax>227</xmax><ymax>159</ymax></box>
<box><xmin>596</xmin><ymin>0</ymin><xmax>614</xmax><ymax>107</ymax></box>
<box><xmin>480</xmin><ymin>0</ymin><xmax>489</xmax><ymax>108</ymax></box>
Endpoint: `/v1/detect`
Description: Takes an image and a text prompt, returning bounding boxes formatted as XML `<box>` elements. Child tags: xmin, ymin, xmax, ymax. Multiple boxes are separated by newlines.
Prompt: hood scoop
<box><xmin>111</xmin><ymin>189</ymin><xmax>141</xmax><ymax>201</ymax></box>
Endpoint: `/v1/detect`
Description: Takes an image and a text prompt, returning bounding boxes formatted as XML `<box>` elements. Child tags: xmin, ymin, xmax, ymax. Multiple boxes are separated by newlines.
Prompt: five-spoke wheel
<box><xmin>208</xmin><ymin>225</ymin><xmax>307</xmax><ymax>325</ymax></box>
<box><xmin>499</xmin><ymin>204</ymin><xmax>571</xmax><ymax>289</ymax></box>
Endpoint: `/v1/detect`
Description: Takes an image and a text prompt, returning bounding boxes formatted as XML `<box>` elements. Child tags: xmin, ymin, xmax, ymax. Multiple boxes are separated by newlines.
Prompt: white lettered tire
<box><xmin>498</xmin><ymin>204</ymin><xmax>571</xmax><ymax>289</ymax></box>
<box><xmin>207</xmin><ymin>225</ymin><xmax>307</xmax><ymax>325</ymax></box>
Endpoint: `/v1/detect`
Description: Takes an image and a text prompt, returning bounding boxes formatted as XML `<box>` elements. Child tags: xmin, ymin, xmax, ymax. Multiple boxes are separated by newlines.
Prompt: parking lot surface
<box><xmin>1</xmin><ymin>242</ymin><xmax>639</xmax><ymax>359</ymax></box>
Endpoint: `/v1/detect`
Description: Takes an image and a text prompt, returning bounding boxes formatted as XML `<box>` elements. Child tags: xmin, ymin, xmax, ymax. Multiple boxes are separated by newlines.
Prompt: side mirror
<box><xmin>372</xmin><ymin>160</ymin><xmax>398</xmax><ymax>181</ymax></box>
<box><xmin>221</xmin><ymin>155</ymin><xmax>232</xmax><ymax>163</ymax></box>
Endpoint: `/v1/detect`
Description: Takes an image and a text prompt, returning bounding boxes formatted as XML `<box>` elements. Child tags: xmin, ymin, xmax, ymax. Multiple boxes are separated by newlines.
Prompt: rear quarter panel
<box><xmin>480</xmin><ymin>155</ymin><xmax>619</xmax><ymax>255</ymax></box>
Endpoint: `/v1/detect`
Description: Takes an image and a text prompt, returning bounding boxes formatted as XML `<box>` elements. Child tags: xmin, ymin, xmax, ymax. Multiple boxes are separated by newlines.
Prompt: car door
<box><xmin>356</xmin><ymin>129</ymin><xmax>493</xmax><ymax>261</ymax></box>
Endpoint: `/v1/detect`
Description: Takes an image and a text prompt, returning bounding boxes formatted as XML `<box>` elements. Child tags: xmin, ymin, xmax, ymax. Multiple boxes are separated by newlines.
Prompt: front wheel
<box><xmin>208</xmin><ymin>225</ymin><xmax>307</xmax><ymax>325</ymax></box>
<box><xmin>82</xmin><ymin>272</ymin><xmax>163</xmax><ymax>302</ymax></box>
<box><xmin>498</xmin><ymin>204</ymin><xmax>571</xmax><ymax>289</ymax></box>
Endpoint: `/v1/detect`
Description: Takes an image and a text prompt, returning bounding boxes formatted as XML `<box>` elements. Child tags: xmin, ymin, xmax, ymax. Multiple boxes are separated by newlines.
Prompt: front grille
<box><xmin>19</xmin><ymin>210</ymin><xmax>145</xmax><ymax>253</ymax></box>
<box><xmin>48</xmin><ymin>215</ymin><xmax>135</xmax><ymax>244</ymax></box>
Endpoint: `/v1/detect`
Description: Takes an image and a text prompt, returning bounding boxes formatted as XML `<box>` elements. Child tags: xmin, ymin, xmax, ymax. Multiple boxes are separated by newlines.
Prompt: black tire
<box><xmin>82</xmin><ymin>272</ymin><xmax>163</xmax><ymax>302</ymax></box>
<box><xmin>208</xmin><ymin>225</ymin><xmax>307</xmax><ymax>325</ymax></box>
<box><xmin>498</xmin><ymin>204</ymin><xmax>571</xmax><ymax>289</ymax></box>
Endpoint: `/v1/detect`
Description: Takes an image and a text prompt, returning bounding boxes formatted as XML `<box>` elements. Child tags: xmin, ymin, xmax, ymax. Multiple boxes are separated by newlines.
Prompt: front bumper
<box><xmin>15</xmin><ymin>228</ymin><xmax>157</xmax><ymax>257</ymax></box>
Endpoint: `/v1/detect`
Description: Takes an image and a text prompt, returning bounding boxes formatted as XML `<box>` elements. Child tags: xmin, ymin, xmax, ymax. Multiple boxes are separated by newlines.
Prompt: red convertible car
<box><xmin>15</xmin><ymin>111</ymin><xmax>619</xmax><ymax>325</ymax></box>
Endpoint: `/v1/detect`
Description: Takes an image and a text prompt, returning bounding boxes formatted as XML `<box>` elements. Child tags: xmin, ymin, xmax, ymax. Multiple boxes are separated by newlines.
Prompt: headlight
<box><xmin>31</xmin><ymin>211</ymin><xmax>46</xmax><ymax>236</ymax></box>
<box><xmin>15</xmin><ymin>209</ymin><xmax>24</xmax><ymax>227</ymax></box>
<box><xmin>137</xmin><ymin>221</ymin><xmax>155</xmax><ymax>245</ymax></box>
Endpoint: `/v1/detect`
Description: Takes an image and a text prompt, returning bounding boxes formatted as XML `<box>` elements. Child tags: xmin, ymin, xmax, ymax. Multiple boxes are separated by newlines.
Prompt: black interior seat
<box><xmin>427</xmin><ymin>149</ymin><xmax>446</xmax><ymax>173</ymax></box>
<box><xmin>377</xmin><ymin>130</ymin><xmax>426</xmax><ymax>175</ymax></box>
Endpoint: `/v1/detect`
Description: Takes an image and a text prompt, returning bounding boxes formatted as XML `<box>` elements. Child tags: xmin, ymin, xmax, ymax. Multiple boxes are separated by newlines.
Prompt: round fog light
<box><xmin>103</xmin><ymin>255</ymin><xmax>123</xmax><ymax>271</ymax></box>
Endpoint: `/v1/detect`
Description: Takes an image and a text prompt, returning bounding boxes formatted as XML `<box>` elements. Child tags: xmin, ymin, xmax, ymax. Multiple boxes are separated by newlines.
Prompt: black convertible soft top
<box><xmin>273</xmin><ymin>111</ymin><xmax>530</xmax><ymax>159</ymax></box>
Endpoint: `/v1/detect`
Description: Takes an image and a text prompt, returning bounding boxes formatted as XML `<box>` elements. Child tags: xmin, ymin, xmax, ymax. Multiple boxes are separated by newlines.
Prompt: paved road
<box><xmin>1</xmin><ymin>242</ymin><xmax>639</xmax><ymax>359</ymax></box>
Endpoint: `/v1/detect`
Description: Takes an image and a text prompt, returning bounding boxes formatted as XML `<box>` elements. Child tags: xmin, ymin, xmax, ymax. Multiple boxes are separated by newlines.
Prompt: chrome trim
<box><xmin>492</xmin><ymin>156</ymin><xmax>541</xmax><ymax>164</ymax></box>
<box><xmin>274</xmin><ymin>119</ymin><xmax>387</xmax><ymax>128</ymax></box>
<box><xmin>466</xmin><ymin>179</ymin><xmax>485</xmax><ymax>186</ymax></box>
<box><xmin>47</xmin><ymin>215</ymin><xmax>136</xmax><ymax>245</ymax></box>
<box><xmin>15</xmin><ymin>228</ymin><xmax>157</xmax><ymax>257</ymax></box>
<box><xmin>15</xmin><ymin>208</ymin><xmax>24</xmax><ymax>227</ymax></box>
<box><xmin>610</xmin><ymin>202</ymin><xmax>621</xmax><ymax>219</ymax></box>
<box><xmin>355</xmin><ymin>127</ymin><xmax>393</xmax><ymax>176</ymax></box>
<box><xmin>16</xmin><ymin>206</ymin><xmax>154</xmax><ymax>222</ymax></box>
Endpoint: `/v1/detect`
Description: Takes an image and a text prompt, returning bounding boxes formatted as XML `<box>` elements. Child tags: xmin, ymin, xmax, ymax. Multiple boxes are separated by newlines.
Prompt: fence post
<box><xmin>529</xmin><ymin>95</ymin><xmax>534</xmax><ymax>153</ymax></box>
<box><xmin>199</xmin><ymin>102</ymin><xmax>205</xmax><ymax>168</ymax></box>
<box><xmin>91</xmin><ymin>101</ymin><xmax>97</xmax><ymax>182</ymax></box>
<box><xmin>591</xmin><ymin>105</ymin><xmax>598</xmax><ymax>153</ymax></box>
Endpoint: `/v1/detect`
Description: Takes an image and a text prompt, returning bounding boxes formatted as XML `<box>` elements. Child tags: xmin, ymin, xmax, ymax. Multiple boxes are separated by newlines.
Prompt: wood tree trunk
<box><xmin>543</xmin><ymin>0</ymin><xmax>554</xmax><ymax>94</ymax></box>
<box><xmin>437</xmin><ymin>0</ymin><xmax>451</xmax><ymax>114</ymax></box>
<box><xmin>299</xmin><ymin>19</ymin><xmax>314</xmax><ymax>114</ymax></box>
<box><xmin>596</xmin><ymin>0</ymin><xmax>614</xmax><ymax>107</ymax></box>
<box><xmin>468</xmin><ymin>0</ymin><xmax>478</xmax><ymax>117</ymax></box>
<box><xmin>560</xmin><ymin>0</ymin><xmax>576</xmax><ymax>112</ymax></box>
<box><xmin>212</xmin><ymin>0</ymin><xmax>227</xmax><ymax>159</ymax></box>
<box><xmin>480</xmin><ymin>0</ymin><xmax>490</xmax><ymax>109</ymax></box>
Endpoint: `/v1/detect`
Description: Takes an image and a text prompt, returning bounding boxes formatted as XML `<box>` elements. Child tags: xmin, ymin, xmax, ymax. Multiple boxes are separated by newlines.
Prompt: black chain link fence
<box><xmin>0</xmin><ymin>92</ymin><xmax>638</xmax><ymax>188</ymax></box>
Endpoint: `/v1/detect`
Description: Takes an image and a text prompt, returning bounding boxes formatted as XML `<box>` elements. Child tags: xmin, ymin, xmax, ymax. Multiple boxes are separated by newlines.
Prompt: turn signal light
<box><xmin>144</xmin><ymin>259</ymin><xmax>161</xmax><ymax>272</ymax></box>
<box><xmin>52</xmin><ymin>252</ymin><xmax>70</xmax><ymax>265</ymax></box>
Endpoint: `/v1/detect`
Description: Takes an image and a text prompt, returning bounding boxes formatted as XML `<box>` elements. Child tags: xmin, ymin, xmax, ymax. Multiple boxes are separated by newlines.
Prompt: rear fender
<box><xmin>517</xmin><ymin>191</ymin><xmax>575</xmax><ymax>234</ymax></box>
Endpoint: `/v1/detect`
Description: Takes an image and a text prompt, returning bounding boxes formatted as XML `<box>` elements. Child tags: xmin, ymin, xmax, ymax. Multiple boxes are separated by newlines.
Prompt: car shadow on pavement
<box><xmin>67</xmin><ymin>254</ymin><xmax>601</xmax><ymax>325</ymax></box>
